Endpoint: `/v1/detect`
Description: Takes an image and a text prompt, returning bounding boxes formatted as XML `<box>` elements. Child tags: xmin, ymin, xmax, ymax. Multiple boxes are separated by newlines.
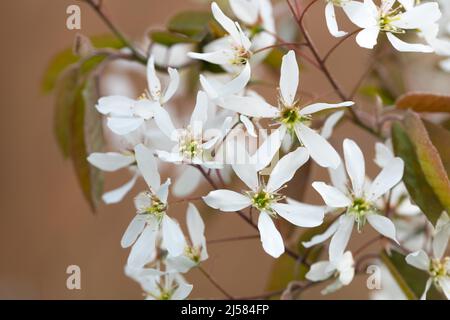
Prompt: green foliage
<box><xmin>150</xmin><ymin>31</ymin><xmax>198</xmax><ymax>47</ymax></box>
<box><xmin>167</xmin><ymin>11</ymin><xmax>213</xmax><ymax>40</ymax></box>
<box><xmin>263</xmin><ymin>48</ymin><xmax>285</xmax><ymax>71</ymax></box>
<box><xmin>381</xmin><ymin>250</ymin><xmax>444</xmax><ymax>300</ymax></box>
<box><xmin>359</xmin><ymin>85</ymin><xmax>395</xmax><ymax>105</ymax></box>
<box><xmin>392</xmin><ymin>122</ymin><xmax>445</xmax><ymax>224</ymax></box>
<box><xmin>42</xmin><ymin>35</ymin><xmax>123</xmax><ymax>93</ymax></box>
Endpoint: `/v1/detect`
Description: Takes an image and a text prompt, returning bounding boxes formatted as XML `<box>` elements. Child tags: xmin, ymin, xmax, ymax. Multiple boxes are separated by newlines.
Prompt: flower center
<box><xmin>136</xmin><ymin>192</ymin><xmax>166</xmax><ymax>220</ymax></box>
<box><xmin>379</xmin><ymin>7</ymin><xmax>405</xmax><ymax>33</ymax></box>
<box><xmin>349</xmin><ymin>198</ymin><xmax>372</xmax><ymax>232</ymax></box>
<box><xmin>329</xmin><ymin>0</ymin><xmax>347</xmax><ymax>7</ymax></box>
<box><xmin>185</xmin><ymin>245</ymin><xmax>202</xmax><ymax>264</ymax></box>
<box><xmin>179</xmin><ymin>128</ymin><xmax>203</xmax><ymax>160</ymax></box>
<box><xmin>430</xmin><ymin>258</ymin><xmax>450</xmax><ymax>280</ymax></box>
<box><xmin>232</xmin><ymin>46</ymin><xmax>252</xmax><ymax>65</ymax></box>
<box><xmin>279</xmin><ymin>106</ymin><xmax>311</xmax><ymax>132</ymax></box>
<box><xmin>247</xmin><ymin>188</ymin><xmax>283</xmax><ymax>214</ymax></box>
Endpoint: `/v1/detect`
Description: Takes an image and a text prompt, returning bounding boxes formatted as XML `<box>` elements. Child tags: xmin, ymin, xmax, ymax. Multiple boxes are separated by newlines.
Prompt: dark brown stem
<box><xmin>322</xmin><ymin>29</ymin><xmax>362</xmax><ymax>63</ymax></box>
<box><xmin>84</xmin><ymin>0</ymin><xmax>147</xmax><ymax>63</ymax></box>
<box><xmin>198</xmin><ymin>266</ymin><xmax>234</xmax><ymax>299</ymax></box>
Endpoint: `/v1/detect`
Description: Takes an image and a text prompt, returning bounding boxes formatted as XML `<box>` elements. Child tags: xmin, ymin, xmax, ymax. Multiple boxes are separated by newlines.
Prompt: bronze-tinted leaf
<box><xmin>396</xmin><ymin>92</ymin><xmax>450</xmax><ymax>113</ymax></box>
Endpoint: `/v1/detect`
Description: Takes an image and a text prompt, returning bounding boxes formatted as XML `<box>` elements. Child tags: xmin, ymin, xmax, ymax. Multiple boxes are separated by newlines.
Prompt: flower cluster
<box><xmin>76</xmin><ymin>0</ymin><xmax>450</xmax><ymax>300</ymax></box>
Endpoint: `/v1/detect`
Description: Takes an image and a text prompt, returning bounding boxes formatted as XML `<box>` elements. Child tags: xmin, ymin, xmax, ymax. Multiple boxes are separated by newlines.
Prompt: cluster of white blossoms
<box><xmin>86</xmin><ymin>0</ymin><xmax>449</xmax><ymax>299</ymax></box>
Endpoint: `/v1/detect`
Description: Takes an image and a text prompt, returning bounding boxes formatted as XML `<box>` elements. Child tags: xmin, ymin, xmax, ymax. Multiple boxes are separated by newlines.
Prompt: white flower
<box><xmin>188</xmin><ymin>2</ymin><xmax>252</xmax><ymax>73</ymax></box>
<box><xmin>87</xmin><ymin>151</ymin><xmax>138</xmax><ymax>204</ymax></box>
<box><xmin>306</xmin><ymin>251</ymin><xmax>355</xmax><ymax>294</ymax></box>
<box><xmin>125</xmin><ymin>265</ymin><xmax>193</xmax><ymax>300</ymax></box>
<box><xmin>344</xmin><ymin>0</ymin><xmax>441</xmax><ymax>52</ymax></box>
<box><xmin>229</xmin><ymin>0</ymin><xmax>276</xmax><ymax>59</ymax></box>
<box><xmin>153</xmin><ymin>91</ymin><xmax>222</xmax><ymax>168</ymax></box>
<box><xmin>203</xmin><ymin>147</ymin><xmax>325</xmax><ymax>258</ymax></box>
<box><xmin>324</xmin><ymin>0</ymin><xmax>351</xmax><ymax>37</ymax></box>
<box><xmin>309</xmin><ymin>139</ymin><xmax>403</xmax><ymax>260</ymax></box>
<box><xmin>96</xmin><ymin>55</ymin><xmax>180</xmax><ymax>135</ymax></box>
<box><xmin>374</xmin><ymin>140</ymin><xmax>420</xmax><ymax>216</ymax></box>
<box><xmin>218</xmin><ymin>50</ymin><xmax>353</xmax><ymax>169</ymax></box>
<box><xmin>121</xmin><ymin>144</ymin><xmax>185</xmax><ymax>268</ymax></box>
<box><xmin>166</xmin><ymin>203</ymin><xmax>208</xmax><ymax>273</ymax></box>
<box><xmin>406</xmin><ymin>212</ymin><xmax>450</xmax><ymax>300</ymax></box>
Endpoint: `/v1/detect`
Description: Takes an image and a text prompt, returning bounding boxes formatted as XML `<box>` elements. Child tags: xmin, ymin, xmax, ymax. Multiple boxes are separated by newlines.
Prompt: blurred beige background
<box><xmin>0</xmin><ymin>0</ymin><xmax>381</xmax><ymax>299</ymax></box>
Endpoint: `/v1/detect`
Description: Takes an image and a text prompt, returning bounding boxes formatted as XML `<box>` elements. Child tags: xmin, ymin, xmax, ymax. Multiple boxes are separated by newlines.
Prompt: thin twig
<box><xmin>322</xmin><ymin>29</ymin><xmax>362</xmax><ymax>63</ymax></box>
<box><xmin>198</xmin><ymin>266</ymin><xmax>234</xmax><ymax>299</ymax></box>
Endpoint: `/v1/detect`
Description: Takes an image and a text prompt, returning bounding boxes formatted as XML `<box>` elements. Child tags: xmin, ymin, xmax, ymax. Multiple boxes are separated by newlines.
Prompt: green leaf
<box><xmin>359</xmin><ymin>85</ymin><xmax>395</xmax><ymax>105</ymax></box>
<box><xmin>423</xmin><ymin>120</ymin><xmax>450</xmax><ymax>177</ymax></box>
<box><xmin>392</xmin><ymin>122</ymin><xmax>445</xmax><ymax>224</ymax></box>
<box><xmin>150</xmin><ymin>31</ymin><xmax>198</xmax><ymax>46</ymax></box>
<box><xmin>403</xmin><ymin>112</ymin><xmax>450</xmax><ymax>215</ymax></box>
<box><xmin>42</xmin><ymin>35</ymin><xmax>123</xmax><ymax>93</ymax></box>
<box><xmin>167</xmin><ymin>11</ymin><xmax>212</xmax><ymax>39</ymax></box>
<box><xmin>69</xmin><ymin>78</ymin><xmax>104</xmax><ymax>212</ymax></box>
<box><xmin>381</xmin><ymin>250</ymin><xmax>444</xmax><ymax>300</ymax></box>
<box><xmin>396</xmin><ymin>92</ymin><xmax>450</xmax><ymax>113</ymax></box>
<box><xmin>263</xmin><ymin>48</ymin><xmax>285</xmax><ymax>70</ymax></box>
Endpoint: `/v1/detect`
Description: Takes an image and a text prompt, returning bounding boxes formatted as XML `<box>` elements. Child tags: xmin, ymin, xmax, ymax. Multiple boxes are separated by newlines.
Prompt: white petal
<box><xmin>161</xmin><ymin>67</ymin><xmax>180</xmax><ymax>104</ymax></box>
<box><xmin>367</xmin><ymin>214</ymin><xmax>399</xmax><ymax>243</ymax></box>
<box><xmin>173</xmin><ymin>166</ymin><xmax>202</xmax><ymax>197</ymax></box>
<box><xmin>171</xmin><ymin>282</ymin><xmax>193</xmax><ymax>300</ymax></box>
<box><xmin>240</xmin><ymin>115</ymin><xmax>257</xmax><ymax>137</ymax></box>
<box><xmin>356</xmin><ymin>26</ymin><xmax>380</xmax><ymax>49</ymax></box>
<box><xmin>266</xmin><ymin>147</ymin><xmax>309</xmax><ymax>192</ymax></box>
<box><xmin>219</xmin><ymin>60</ymin><xmax>251</xmax><ymax>98</ymax></box>
<box><xmin>203</xmin><ymin>189</ymin><xmax>252</xmax><ymax>211</ymax></box>
<box><xmin>258</xmin><ymin>211</ymin><xmax>285</xmax><ymax>258</ymax></box>
<box><xmin>300</xmin><ymin>101</ymin><xmax>354</xmax><ymax>116</ymax></box>
<box><xmin>96</xmin><ymin>96</ymin><xmax>135</xmax><ymax>116</ymax></box>
<box><xmin>438</xmin><ymin>277</ymin><xmax>450</xmax><ymax>300</ymax></box>
<box><xmin>187</xmin><ymin>203</ymin><xmax>206</xmax><ymax>249</ymax></box>
<box><xmin>405</xmin><ymin>250</ymin><xmax>430</xmax><ymax>271</ymax></box>
<box><xmin>219</xmin><ymin>95</ymin><xmax>280</xmax><ymax>118</ymax></box>
<box><xmin>134</xmin><ymin>144</ymin><xmax>161</xmax><ymax>191</ymax></box>
<box><xmin>302</xmin><ymin>220</ymin><xmax>340</xmax><ymax>248</ymax></box>
<box><xmin>121</xmin><ymin>215</ymin><xmax>146</xmax><ymax>248</ymax></box>
<box><xmin>386</xmin><ymin>33</ymin><xmax>433</xmax><ymax>53</ymax></box>
<box><xmin>306</xmin><ymin>261</ymin><xmax>333</xmax><ymax>281</ymax></box>
<box><xmin>374</xmin><ymin>141</ymin><xmax>394</xmax><ymax>168</ymax></box>
<box><xmin>312</xmin><ymin>182</ymin><xmax>352</xmax><ymax>208</ymax></box>
<box><xmin>343</xmin><ymin>139</ymin><xmax>366</xmax><ymax>198</ymax></box>
<box><xmin>211</xmin><ymin>2</ymin><xmax>241</xmax><ymax>44</ymax></box>
<box><xmin>328</xmin><ymin>162</ymin><xmax>348</xmax><ymax>193</ymax></box>
<box><xmin>102</xmin><ymin>173</ymin><xmax>138</xmax><ymax>204</ymax></box>
<box><xmin>190</xmin><ymin>91</ymin><xmax>208</xmax><ymax>127</ymax></box>
<box><xmin>325</xmin><ymin>2</ymin><xmax>347</xmax><ymax>37</ymax></box>
<box><xmin>147</xmin><ymin>55</ymin><xmax>161</xmax><ymax>99</ymax></box>
<box><xmin>166</xmin><ymin>256</ymin><xmax>196</xmax><ymax>273</ymax></box>
<box><xmin>156</xmin><ymin>150</ymin><xmax>184</xmax><ymax>163</ymax></box>
<box><xmin>156</xmin><ymin>178</ymin><xmax>171</xmax><ymax>203</ymax></box>
<box><xmin>232</xmin><ymin>164</ymin><xmax>259</xmax><ymax>190</ymax></box>
<box><xmin>153</xmin><ymin>105</ymin><xmax>177</xmax><ymax>141</ymax></box>
<box><xmin>392</xmin><ymin>3</ymin><xmax>441</xmax><ymax>30</ymax></box>
<box><xmin>187</xmin><ymin>50</ymin><xmax>234</xmax><ymax>65</ymax></box>
<box><xmin>87</xmin><ymin>152</ymin><xmax>135</xmax><ymax>172</ymax></box>
<box><xmin>162</xmin><ymin>215</ymin><xmax>186</xmax><ymax>257</ymax></box>
<box><xmin>295</xmin><ymin>123</ymin><xmax>341</xmax><ymax>169</ymax></box>
<box><xmin>329</xmin><ymin>215</ymin><xmax>355</xmax><ymax>262</ymax></box>
<box><xmin>127</xmin><ymin>222</ymin><xmax>158</xmax><ymax>267</ymax></box>
<box><xmin>229</xmin><ymin>0</ymin><xmax>259</xmax><ymax>25</ymax></box>
<box><xmin>279</xmin><ymin>50</ymin><xmax>299</xmax><ymax>106</ymax></box>
<box><xmin>106</xmin><ymin>117</ymin><xmax>144</xmax><ymax>135</ymax></box>
<box><xmin>342</xmin><ymin>0</ymin><xmax>378</xmax><ymax>28</ymax></box>
<box><xmin>321</xmin><ymin>110</ymin><xmax>345</xmax><ymax>140</ymax></box>
<box><xmin>433</xmin><ymin>213</ymin><xmax>450</xmax><ymax>259</ymax></box>
<box><xmin>251</xmin><ymin>126</ymin><xmax>286</xmax><ymax>171</ymax></box>
<box><xmin>272</xmin><ymin>203</ymin><xmax>324</xmax><ymax>227</ymax></box>
<box><xmin>420</xmin><ymin>278</ymin><xmax>433</xmax><ymax>300</ymax></box>
<box><xmin>133</xmin><ymin>99</ymin><xmax>157</xmax><ymax>120</ymax></box>
<box><xmin>366</xmin><ymin>157</ymin><xmax>404</xmax><ymax>201</ymax></box>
